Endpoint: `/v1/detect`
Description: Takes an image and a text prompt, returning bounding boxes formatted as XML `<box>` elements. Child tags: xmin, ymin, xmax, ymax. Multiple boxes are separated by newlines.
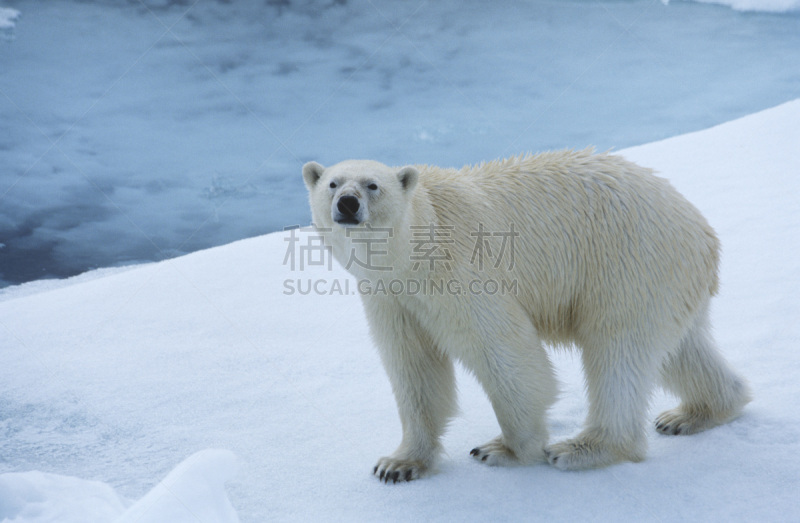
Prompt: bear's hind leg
<box><xmin>656</xmin><ymin>304</ymin><xmax>751</xmax><ymax>436</ymax></box>
<box><xmin>464</xmin><ymin>311</ymin><xmax>558</xmax><ymax>467</ymax></box>
<box><xmin>546</xmin><ymin>335</ymin><xmax>658</xmax><ymax>470</ymax></box>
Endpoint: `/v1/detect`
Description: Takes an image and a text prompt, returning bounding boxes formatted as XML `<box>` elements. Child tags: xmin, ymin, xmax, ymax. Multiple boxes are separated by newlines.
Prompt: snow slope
<box><xmin>1</xmin><ymin>100</ymin><xmax>800</xmax><ymax>521</ymax></box>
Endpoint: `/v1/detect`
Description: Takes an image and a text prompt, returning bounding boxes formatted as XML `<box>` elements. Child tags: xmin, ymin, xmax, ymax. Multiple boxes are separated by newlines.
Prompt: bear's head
<box><xmin>302</xmin><ymin>160</ymin><xmax>419</xmax><ymax>230</ymax></box>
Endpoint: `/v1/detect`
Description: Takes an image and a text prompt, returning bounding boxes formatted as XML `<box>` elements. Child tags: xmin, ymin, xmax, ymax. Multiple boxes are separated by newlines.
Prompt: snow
<box><xmin>2</xmin><ymin>1</ymin><xmax>800</xmax><ymax>287</ymax></box>
<box><xmin>0</xmin><ymin>471</ymin><xmax>125</xmax><ymax>523</ymax></box>
<box><xmin>1</xmin><ymin>99</ymin><xmax>799</xmax><ymax>521</ymax></box>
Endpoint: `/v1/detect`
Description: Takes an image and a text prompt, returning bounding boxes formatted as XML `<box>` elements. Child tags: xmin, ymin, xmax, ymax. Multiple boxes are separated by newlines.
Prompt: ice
<box><xmin>0</xmin><ymin>7</ymin><xmax>19</xmax><ymax>29</ymax></box>
<box><xmin>1</xmin><ymin>99</ymin><xmax>799</xmax><ymax>521</ymax></box>
<box><xmin>680</xmin><ymin>0</ymin><xmax>800</xmax><ymax>12</ymax></box>
<box><xmin>0</xmin><ymin>6</ymin><xmax>18</xmax><ymax>41</ymax></box>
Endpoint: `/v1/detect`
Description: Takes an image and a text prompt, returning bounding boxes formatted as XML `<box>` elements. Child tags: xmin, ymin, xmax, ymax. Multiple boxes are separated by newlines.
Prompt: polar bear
<box><xmin>302</xmin><ymin>149</ymin><xmax>750</xmax><ymax>483</ymax></box>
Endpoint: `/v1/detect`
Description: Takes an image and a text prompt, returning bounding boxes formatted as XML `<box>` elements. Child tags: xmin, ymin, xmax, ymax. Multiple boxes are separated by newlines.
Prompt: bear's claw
<box><xmin>655</xmin><ymin>408</ymin><xmax>712</xmax><ymax>435</ymax></box>
<box><xmin>545</xmin><ymin>431</ymin><xmax>643</xmax><ymax>470</ymax></box>
<box><xmin>373</xmin><ymin>457</ymin><xmax>426</xmax><ymax>483</ymax></box>
<box><xmin>655</xmin><ymin>420</ymin><xmax>683</xmax><ymax>435</ymax></box>
<box><xmin>546</xmin><ymin>439</ymin><xmax>609</xmax><ymax>470</ymax></box>
<box><xmin>469</xmin><ymin>436</ymin><xmax>520</xmax><ymax>466</ymax></box>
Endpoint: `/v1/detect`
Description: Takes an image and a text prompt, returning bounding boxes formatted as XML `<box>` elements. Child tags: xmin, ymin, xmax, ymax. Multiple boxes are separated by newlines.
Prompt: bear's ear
<box><xmin>397</xmin><ymin>166</ymin><xmax>419</xmax><ymax>193</ymax></box>
<box><xmin>302</xmin><ymin>161</ymin><xmax>325</xmax><ymax>189</ymax></box>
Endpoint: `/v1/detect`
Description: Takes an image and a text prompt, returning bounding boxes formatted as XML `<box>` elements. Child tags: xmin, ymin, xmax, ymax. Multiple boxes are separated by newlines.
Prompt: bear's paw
<box><xmin>655</xmin><ymin>407</ymin><xmax>717</xmax><ymax>435</ymax></box>
<box><xmin>373</xmin><ymin>457</ymin><xmax>428</xmax><ymax>484</ymax></box>
<box><xmin>545</xmin><ymin>433</ymin><xmax>642</xmax><ymax>470</ymax></box>
<box><xmin>469</xmin><ymin>436</ymin><xmax>521</xmax><ymax>467</ymax></box>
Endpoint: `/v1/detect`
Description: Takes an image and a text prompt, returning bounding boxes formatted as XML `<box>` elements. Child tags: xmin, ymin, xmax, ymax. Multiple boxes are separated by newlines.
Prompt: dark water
<box><xmin>1</xmin><ymin>0</ymin><xmax>799</xmax><ymax>287</ymax></box>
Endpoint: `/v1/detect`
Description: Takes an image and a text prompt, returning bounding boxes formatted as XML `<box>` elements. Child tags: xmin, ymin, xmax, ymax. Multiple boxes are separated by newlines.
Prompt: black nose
<box><xmin>337</xmin><ymin>195</ymin><xmax>360</xmax><ymax>217</ymax></box>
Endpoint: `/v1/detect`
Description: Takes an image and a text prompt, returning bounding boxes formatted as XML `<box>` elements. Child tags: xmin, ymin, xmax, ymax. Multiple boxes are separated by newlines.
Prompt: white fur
<box><xmin>302</xmin><ymin>149</ymin><xmax>751</xmax><ymax>481</ymax></box>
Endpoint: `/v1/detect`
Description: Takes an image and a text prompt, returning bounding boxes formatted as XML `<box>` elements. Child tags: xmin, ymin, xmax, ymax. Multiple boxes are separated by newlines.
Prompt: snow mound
<box><xmin>117</xmin><ymin>449</ymin><xmax>240</xmax><ymax>523</ymax></box>
<box><xmin>0</xmin><ymin>471</ymin><xmax>126</xmax><ymax>523</ymax></box>
<box><xmin>0</xmin><ymin>450</ymin><xmax>239</xmax><ymax>523</ymax></box>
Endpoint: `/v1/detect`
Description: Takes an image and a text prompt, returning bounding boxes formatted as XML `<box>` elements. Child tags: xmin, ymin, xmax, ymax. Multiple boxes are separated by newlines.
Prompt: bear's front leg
<box><xmin>363</xmin><ymin>296</ymin><xmax>457</xmax><ymax>483</ymax></box>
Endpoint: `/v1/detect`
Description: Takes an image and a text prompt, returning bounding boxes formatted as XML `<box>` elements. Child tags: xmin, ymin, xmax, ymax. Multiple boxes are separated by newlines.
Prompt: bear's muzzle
<box><xmin>335</xmin><ymin>195</ymin><xmax>361</xmax><ymax>225</ymax></box>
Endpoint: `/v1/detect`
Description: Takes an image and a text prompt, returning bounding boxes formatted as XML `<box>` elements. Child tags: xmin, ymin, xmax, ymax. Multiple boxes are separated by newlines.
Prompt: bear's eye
<box><xmin>367</xmin><ymin>183</ymin><xmax>379</xmax><ymax>191</ymax></box>
<box><xmin>329</xmin><ymin>181</ymin><xmax>337</xmax><ymax>189</ymax></box>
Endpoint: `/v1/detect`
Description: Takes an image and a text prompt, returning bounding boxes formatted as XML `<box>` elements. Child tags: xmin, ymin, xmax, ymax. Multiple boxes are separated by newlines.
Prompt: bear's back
<box><xmin>416</xmin><ymin>149</ymin><xmax>719</xmax><ymax>343</ymax></box>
